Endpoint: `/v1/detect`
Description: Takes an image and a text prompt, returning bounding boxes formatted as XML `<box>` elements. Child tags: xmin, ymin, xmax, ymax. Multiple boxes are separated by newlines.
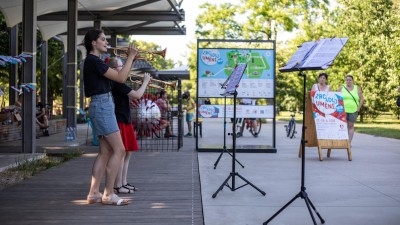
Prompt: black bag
<box><xmin>397</xmin><ymin>96</ymin><xmax>400</xmax><ymax>107</ymax></box>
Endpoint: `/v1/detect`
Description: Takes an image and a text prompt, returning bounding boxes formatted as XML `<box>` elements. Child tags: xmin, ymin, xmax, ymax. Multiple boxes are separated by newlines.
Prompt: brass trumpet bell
<box><xmin>110</xmin><ymin>47</ymin><xmax>167</xmax><ymax>61</ymax></box>
<box><xmin>129</xmin><ymin>73</ymin><xmax>176</xmax><ymax>90</ymax></box>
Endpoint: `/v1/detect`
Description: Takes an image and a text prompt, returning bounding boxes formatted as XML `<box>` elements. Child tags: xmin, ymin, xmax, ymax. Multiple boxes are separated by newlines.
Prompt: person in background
<box><xmin>107</xmin><ymin>57</ymin><xmax>150</xmax><ymax>194</ymax></box>
<box><xmin>155</xmin><ymin>90</ymin><xmax>176</xmax><ymax>138</ymax></box>
<box><xmin>84</xmin><ymin>28</ymin><xmax>138</xmax><ymax>206</ymax></box>
<box><xmin>241</xmin><ymin>98</ymin><xmax>259</xmax><ymax>137</ymax></box>
<box><xmin>36</xmin><ymin>95</ymin><xmax>49</xmax><ymax>136</ymax></box>
<box><xmin>183</xmin><ymin>91</ymin><xmax>195</xmax><ymax>137</ymax></box>
<box><xmin>311</xmin><ymin>72</ymin><xmax>330</xmax><ymax>91</ymax></box>
<box><xmin>338</xmin><ymin>75</ymin><xmax>364</xmax><ymax>145</ymax></box>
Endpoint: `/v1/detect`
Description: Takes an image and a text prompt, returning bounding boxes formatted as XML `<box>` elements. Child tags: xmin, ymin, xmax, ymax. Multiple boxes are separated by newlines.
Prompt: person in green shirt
<box><xmin>338</xmin><ymin>75</ymin><xmax>364</xmax><ymax>144</ymax></box>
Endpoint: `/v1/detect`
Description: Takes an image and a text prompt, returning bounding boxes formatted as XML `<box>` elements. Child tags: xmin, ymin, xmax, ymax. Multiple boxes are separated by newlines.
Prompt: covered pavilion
<box><xmin>0</xmin><ymin>0</ymin><xmax>187</xmax><ymax>153</ymax></box>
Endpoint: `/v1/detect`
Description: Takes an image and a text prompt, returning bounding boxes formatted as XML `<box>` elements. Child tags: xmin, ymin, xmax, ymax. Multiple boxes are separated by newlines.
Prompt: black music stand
<box><xmin>213</xmin><ymin>84</ymin><xmax>244</xmax><ymax>169</ymax></box>
<box><xmin>212</xmin><ymin>63</ymin><xmax>266</xmax><ymax>198</ymax></box>
<box><xmin>263</xmin><ymin>37</ymin><xmax>348</xmax><ymax>225</ymax></box>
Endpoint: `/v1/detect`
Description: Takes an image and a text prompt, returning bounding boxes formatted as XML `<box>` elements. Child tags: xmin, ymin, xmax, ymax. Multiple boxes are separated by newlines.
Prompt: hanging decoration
<box><xmin>0</xmin><ymin>53</ymin><xmax>33</xmax><ymax>67</ymax></box>
<box><xmin>11</xmin><ymin>83</ymin><xmax>36</xmax><ymax>94</ymax></box>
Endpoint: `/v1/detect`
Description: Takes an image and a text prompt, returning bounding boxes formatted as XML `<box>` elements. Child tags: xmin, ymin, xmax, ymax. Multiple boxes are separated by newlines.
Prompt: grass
<box><xmin>11</xmin><ymin>150</ymin><xmax>82</xmax><ymax>178</ymax></box>
<box><xmin>0</xmin><ymin>150</ymin><xmax>82</xmax><ymax>191</ymax></box>
<box><xmin>277</xmin><ymin>111</ymin><xmax>400</xmax><ymax>139</ymax></box>
<box><xmin>276</xmin><ymin>111</ymin><xmax>303</xmax><ymax>123</ymax></box>
<box><xmin>354</xmin><ymin>114</ymin><xmax>400</xmax><ymax>139</ymax></box>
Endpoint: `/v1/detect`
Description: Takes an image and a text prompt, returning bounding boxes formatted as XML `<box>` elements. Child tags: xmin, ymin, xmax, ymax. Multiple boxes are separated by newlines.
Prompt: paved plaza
<box><xmin>0</xmin><ymin>118</ymin><xmax>399</xmax><ymax>225</ymax></box>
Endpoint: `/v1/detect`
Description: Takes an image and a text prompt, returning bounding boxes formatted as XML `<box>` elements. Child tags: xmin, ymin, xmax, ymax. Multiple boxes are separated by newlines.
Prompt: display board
<box><xmin>311</xmin><ymin>91</ymin><xmax>348</xmax><ymax>139</ymax></box>
<box><xmin>299</xmin><ymin>92</ymin><xmax>352</xmax><ymax>161</ymax></box>
<box><xmin>197</xmin><ymin>104</ymin><xmax>274</xmax><ymax>119</ymax></box>
<box><xmin>197</xmin><ymin>48</ymin><xmax>275</xmax><ymax>98</ymax></box>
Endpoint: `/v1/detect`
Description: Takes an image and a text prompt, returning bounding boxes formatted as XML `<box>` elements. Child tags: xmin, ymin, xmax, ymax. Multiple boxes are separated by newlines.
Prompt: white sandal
<box><xmin>102</xmin><ymin>194</ymin><xmax>129</xmax><ymax>206</ymax></box>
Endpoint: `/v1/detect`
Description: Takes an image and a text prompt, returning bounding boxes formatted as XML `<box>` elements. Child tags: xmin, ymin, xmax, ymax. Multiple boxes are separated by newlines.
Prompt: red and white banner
<box><xmin>311</xmin><ymin>91</ymin><xmax>349</xmax><ymax>140</ymax></box>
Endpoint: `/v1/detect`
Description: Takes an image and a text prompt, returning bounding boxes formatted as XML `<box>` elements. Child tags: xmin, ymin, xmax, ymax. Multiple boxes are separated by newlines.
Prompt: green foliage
<box><xmin>324</xmin><ymin>0</ymin><xmax>400</xmax><ymax>119</ymax></box>
<box><xmin>195</xmin><ymin>3</ymin><xmax>242</xmax><ymax>39</ymax></box>
<box><xmin>132</xmin><ymin>39</ymin><xmax>175</xmax><ymax>70</ymax></box>
<box><xmin>191</xmin><ymin>0</ymin><xmax>331</xmax><ymax>110</ymax></box>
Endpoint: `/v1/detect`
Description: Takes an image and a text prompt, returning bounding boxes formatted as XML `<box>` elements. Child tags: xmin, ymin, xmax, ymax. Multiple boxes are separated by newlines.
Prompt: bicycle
<box><xmin>284</xmin><ymin>112</ymin><xmax>297</xmax><ymax>139</ymax></box>
<box><xmin>236</xmin><ymin>118</ymin><xmax>262</xmax><ymax>138</ymax></box>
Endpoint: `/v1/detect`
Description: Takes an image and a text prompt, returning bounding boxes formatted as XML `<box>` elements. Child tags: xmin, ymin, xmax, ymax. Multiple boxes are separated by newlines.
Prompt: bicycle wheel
<box><xmin>235</xmin><ymin>118</ymin><xmax>244</xmax><ymax>137</ymax></box>
<box><xmin>289</xmin><ymin>122</ymin><xmax>296</xmax><ymax>139</ymax></box>
<box><xmin>250</xmin><ymin>118</ymin><xmax>262</xmax><ymax>137</ymax></box>
<box><xmin>286</xmin><ymin>120</ymin><xmax>293</xmax><ymax>137</ymax></box>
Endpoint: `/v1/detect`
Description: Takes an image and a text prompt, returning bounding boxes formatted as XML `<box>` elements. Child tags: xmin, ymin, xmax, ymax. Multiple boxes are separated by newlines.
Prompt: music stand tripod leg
<box><xmin>212</xmin><ymin>173</ymin><xmax>233</xmax><ymax>198</ymax></box>
<box><xmin>213</xmin><ymin>95</ymin><xmax>244</xmax><ymax>169</ymax></box>
<box><xmin>235</xmin><ymin>173</ymin><xmax>266</xmax><ymax>195</ymax></box>
<box><xmin>214</xmin><ymin>148</ymin><xmax>245</xmax><ymax>169</ymax></box>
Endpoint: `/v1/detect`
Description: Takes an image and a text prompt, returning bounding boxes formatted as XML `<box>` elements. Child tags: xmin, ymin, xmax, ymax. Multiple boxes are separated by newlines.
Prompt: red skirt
<box><xmin>117</xmin><ymin>122</ymin><xmax>139</xmax><ymax>151</ymax></box>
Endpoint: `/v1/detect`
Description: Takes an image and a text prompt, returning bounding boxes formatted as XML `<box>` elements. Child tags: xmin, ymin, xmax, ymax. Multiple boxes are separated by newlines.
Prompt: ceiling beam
<box><xmin>37</xmin><ymin>10</ymin><xmax>185</xmax><ymax>22</ymax></box>
<box><xmin>166</xmin><ymin>0</ymin><xmax>183</xmax><ymax>20</ymax></box>
<box><xmin>97</xmin><ymin>0</ymin><xmax>162</xmax><ymax>19</ymax></box>
<box><xmin>72</xmin><ymin>26</ymin><xmax>186</xmax><ymax>36</ymax></box>
<box><xmin>118</xmin><ymin>21</ymin><xmax>157</xmax><ymax>33</ymax></box>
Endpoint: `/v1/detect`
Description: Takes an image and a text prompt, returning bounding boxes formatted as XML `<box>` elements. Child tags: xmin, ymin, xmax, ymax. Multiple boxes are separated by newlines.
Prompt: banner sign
<box><xmin>197</xmin><ymin>48</ymin><xmax>275</xmax><ymax>98</ymax></box>
<box><xmin>197</xmin><ymin>104</ymin><xmax>274</xmax><ymax>119</ymax></box>
<box><xmin>311</xmin><ymin>91</ymin><xmax>348</xmax><ymax>140</ymax></box>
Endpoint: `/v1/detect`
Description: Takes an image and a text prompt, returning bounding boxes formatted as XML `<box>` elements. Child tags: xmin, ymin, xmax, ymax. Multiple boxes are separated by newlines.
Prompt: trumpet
<box><xmin>130</xmin><ymin>79</ymin><xmax>164</xmax><ymax>90</ymax></box>
<box><xmin>129</xmin><ymin>73</ymin><xmax>177</xmax><ymax>90</ymax></box>
<box><xmin>109</xmin><ymin>47</ymin><xmax>167</xmax><ymax>61</ymax></box>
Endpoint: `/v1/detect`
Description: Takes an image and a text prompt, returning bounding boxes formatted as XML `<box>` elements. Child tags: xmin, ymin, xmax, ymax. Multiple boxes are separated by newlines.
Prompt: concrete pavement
<box><xmin>197</xmin><ymin>118</ymin><xmax>400</xmax><ymax>225</ymax></box>
<box><xmin>0</xmin><ymin>118</ymin><xmax>399</xmax><ymax>225</ymax></box>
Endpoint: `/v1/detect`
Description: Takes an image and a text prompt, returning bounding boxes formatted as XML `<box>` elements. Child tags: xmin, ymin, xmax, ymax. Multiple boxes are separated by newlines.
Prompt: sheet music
<box><xmin>301</xmin><ymin>38</ymin><xmax>349</xmax><ymax>70</ymax></box>
<box><xmin>280</xmin><ymin>37</ymin><xmax>349</xmax><ymax>72</ymax></box>
<box><xmin>225</xmin><ymin>63</ymin><xmax>248</xmax><ymax>95</ymax></box>
<box><xmin>280</xmin><ymin>41</ymin><xmax>316</xmax><ymax>71</ymax></box>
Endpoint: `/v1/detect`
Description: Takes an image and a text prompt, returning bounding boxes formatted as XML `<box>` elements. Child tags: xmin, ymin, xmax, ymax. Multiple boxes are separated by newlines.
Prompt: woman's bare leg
<box><xmin>114</xmin><ymin>152</ymin><xmax>126</xmax><ymax>188</ymax></box>
<box><xmin>103</xmin><ymin>131</ymin><xmax>126</xmax><ymax>197</ymax></box>
<box><xmin>122</xmin><ymin>152</ymin><xmax>132</xmax><ymax>185</ymax></box>
<box><xmin>348</xmin><ymin>121</ymin><xmax>355</xmax><ymax>144</ymax></box>
<box><xmin>88</xmin><ymin>137</ymin><xmax>112</xmax><ymax>196</ymax></box>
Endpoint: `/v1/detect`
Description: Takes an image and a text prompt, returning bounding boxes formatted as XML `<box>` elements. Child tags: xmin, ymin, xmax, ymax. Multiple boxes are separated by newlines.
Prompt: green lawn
<box><xmin>277</xmin><ymin>111</ymin><xmax>400</xmax><ymax>139</ymax></box>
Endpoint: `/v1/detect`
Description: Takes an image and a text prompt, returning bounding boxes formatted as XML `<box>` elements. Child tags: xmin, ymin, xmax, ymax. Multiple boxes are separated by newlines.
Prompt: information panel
<box><xmin>197</xmin><ymin>104</ymin><xmax>274</xmax><ymax>119</ymax></box>
<box><xmin>198</xmin><ymin>48</ymin><xmax>275</xmax><ymax>98</ymax></box>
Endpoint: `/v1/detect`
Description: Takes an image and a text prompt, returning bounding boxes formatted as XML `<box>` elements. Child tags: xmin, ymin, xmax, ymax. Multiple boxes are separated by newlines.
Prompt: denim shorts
<box><xmin>186</xmin><ymin>113</ymin><xmax>193</xmax><ymax>122</ymax></box>
<box><xmin>89</xmin><ymin>92</ymin><xmax>119</xmax><ymax>137</ymax></box>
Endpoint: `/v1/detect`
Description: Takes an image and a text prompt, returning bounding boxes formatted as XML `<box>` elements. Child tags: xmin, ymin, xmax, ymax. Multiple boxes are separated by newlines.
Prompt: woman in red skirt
<box><xmin>108</xmin><ymin>57</ymin><xmax>150</xmax><ymax>193</ymax></box>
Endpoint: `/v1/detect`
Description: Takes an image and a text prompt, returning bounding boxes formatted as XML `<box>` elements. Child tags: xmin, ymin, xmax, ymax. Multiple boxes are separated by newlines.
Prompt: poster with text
<box><xmin>197</xmin><ymin>48</ymin><xmax>275</xmax><ymax>98</ymax></box>
<box><xmin>311</xmin><ymin>91</ymin><xmax>349</xmax><ymax>140</ymax></box>
<box><xmin>197</xmin><ymin>104</ymin><xmax>274</xmax><ymax>119</ymax></box>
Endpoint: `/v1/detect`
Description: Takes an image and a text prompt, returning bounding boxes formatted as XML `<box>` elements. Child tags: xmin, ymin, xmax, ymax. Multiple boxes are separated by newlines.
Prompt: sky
<box><xmin>132</xmin><ymin>0</ymin><xmax>240</xmax><ymax>65</ymax></box>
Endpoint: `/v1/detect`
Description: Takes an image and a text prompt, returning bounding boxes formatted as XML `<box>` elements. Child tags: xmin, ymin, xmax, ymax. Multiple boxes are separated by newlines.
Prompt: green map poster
<box><xmin>197</xmin><ymin>48</ymin><xmax>275</xmax><ymax>98</ymax></box>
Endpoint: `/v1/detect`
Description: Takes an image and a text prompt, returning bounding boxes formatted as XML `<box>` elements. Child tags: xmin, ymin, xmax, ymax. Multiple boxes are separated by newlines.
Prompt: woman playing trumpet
<box><xmin>84</xmin><ymin>28</ymin><xmax>138</xmax><ymax>206</ymax></box>
<box><xmin>107</xmin><ymin>57</ymin><xmax>150</xmax><ymax>194</ymax></box>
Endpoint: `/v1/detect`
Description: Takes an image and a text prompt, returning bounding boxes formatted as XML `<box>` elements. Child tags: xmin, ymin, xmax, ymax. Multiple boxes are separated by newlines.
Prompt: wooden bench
<box><xmin>0</xmin><ymin>119</ymin><xmax>66</xmax><ymax>143</ymax></box>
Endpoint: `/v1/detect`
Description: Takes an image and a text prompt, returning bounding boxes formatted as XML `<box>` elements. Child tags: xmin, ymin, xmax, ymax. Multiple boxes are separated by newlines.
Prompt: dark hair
<box><xmin>182</xmin><ymin>91</ymin><xmax>190</xmax><ymax>99</ymax></box>
<box><xmin>83</xmin><ymin>29</ymin><xmax>103</xmax><ymax>56</ymax></box>
<box><xmin>158</xmin><ymin>90</ymin><xmax>166</xmax><ymax>98</ymax></box>
<box><xmin>318</xmin><ymin>73</ymin><xmax>328</xmax><ymax>79</ymax></box>
<box><xmin>346</xmin><ymin>75</ymin><xmax>354</xmax><ymax>80</ymax></box>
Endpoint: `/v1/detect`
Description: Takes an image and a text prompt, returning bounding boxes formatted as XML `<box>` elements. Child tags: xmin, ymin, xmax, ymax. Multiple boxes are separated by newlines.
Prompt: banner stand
<box><xmin>299</xmin><ymin>93</ymin><xmax>352</xmax><ymax>161</ymax></box>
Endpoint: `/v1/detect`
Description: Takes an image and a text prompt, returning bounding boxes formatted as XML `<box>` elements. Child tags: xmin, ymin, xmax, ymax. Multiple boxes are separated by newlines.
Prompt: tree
<box><xmin>325</xmin><ymin>0</ymin><xmax>400</xmax><ymax>119</ymax></box>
